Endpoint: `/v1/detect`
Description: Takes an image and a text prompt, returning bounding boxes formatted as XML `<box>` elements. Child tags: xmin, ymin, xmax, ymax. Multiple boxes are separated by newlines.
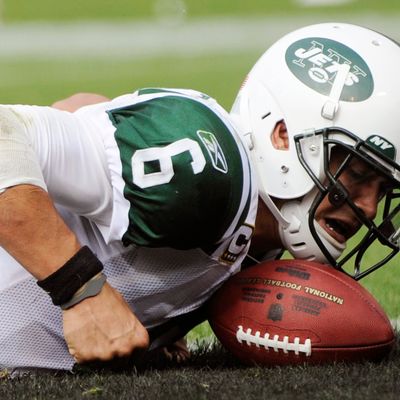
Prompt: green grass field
<box><xmin>0</xmin><ymin>53</ymin><xmax>252</xmax><ymax>109</ymax></box>
<box><xmin>2</xmin><ymin>0</ymin><xmax>400</xmax><ymax>22</ymax></box>
<box><xmin>1</xmin><ymin>2</ymin><xmax>400</xmax><ymax>398</ymax></box>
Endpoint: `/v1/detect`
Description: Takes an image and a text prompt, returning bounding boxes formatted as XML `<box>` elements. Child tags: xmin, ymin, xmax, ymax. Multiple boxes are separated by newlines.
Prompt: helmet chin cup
<box><xmin>279</xmin><ymin>189</ymin><xmax>345</xmax><ymax>263</ymax></box>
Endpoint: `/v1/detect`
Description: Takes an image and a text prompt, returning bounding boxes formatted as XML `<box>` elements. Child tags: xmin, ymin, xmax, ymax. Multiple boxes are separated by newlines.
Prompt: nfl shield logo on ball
<box><xmin>267</xmin><ymin>303</ymin><xmax>283</xmax><ymax>321</ymax></box>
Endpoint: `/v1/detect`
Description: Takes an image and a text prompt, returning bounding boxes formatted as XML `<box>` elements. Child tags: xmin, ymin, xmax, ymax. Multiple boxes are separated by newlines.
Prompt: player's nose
<box><xmin>352</xmin><ymin>182</ymin><xmax>380</xmax><ymax>220</ymax></box>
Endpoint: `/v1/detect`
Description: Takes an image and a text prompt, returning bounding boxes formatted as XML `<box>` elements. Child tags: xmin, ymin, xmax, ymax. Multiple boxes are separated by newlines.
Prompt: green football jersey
<box><xmin>107</xmin><ymin>88</ymin><xmax>256</xmax><ymax>255</ymax></box>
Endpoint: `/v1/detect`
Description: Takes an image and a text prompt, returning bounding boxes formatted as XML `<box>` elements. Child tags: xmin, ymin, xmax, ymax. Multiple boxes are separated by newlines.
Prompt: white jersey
<box><xmin>0</xmin><ymin>88</ymin><xmax>258</xmax><ymax>371</ymax></box>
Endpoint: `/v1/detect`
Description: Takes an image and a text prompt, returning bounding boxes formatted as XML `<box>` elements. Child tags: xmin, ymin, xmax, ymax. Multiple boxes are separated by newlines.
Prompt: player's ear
<box><xmin>271</xmin><ymin>120</ymin><xmax>289</xmax><ymax>150</ymax></box>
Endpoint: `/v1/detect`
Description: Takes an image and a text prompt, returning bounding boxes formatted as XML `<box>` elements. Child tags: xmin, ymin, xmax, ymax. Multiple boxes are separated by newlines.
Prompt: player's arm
<box><xmin>0</xmin><ymin>106</ymin><xmax>148</xmax><ymax>364</ymax></box>
<box><xmin>0</xmin><ymin>184</ymin><xmax>149</xmax><ymax>363</ymax></box>
<box><xmin>0</xmin><ymin>184</ymin><xmax>81</xmax><ymax>279</ymax></box>
<box><xmin>51</xmin><ymin>93</ymin><xmax>110</xmax><ymax>112</ymax></box>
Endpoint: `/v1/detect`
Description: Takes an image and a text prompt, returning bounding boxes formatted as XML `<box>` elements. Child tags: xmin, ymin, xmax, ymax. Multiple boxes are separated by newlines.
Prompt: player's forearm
<box><xmin>0</xmin><ymin>184</ymin><xmax>81</xmax><ymax>280</ymax></box>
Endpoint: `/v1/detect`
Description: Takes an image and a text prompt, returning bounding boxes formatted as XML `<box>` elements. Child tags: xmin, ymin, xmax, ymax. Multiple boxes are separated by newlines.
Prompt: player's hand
<box><xmin>62</xmin><ymin>282</ymin><xmax>149</xmax><ymax>364</ymax></box>
<box><xmin>162</xmin><ymin>337</ymin><xmax>191</xmax><ymax>363</ymax></box>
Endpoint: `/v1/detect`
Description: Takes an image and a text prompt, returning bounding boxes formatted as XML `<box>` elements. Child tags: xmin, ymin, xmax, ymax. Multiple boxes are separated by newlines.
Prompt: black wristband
<box><xmin>37</xmin><ymin>246</ymin><xmax>103</xmax><ymax>306</ymax></box>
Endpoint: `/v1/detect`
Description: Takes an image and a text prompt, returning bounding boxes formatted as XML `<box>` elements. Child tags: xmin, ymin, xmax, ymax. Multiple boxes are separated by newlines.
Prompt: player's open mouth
<box><xmin>321</xmin><ymin>218</ymin><xmax>356</xmax><ymax>243</ymax></box>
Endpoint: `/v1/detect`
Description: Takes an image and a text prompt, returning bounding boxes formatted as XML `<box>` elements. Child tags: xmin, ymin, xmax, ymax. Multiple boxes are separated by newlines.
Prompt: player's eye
<box><xmin>346</xmin><ymin>166</ymin><xmax>366</xmax><ymax>182</ymax></box>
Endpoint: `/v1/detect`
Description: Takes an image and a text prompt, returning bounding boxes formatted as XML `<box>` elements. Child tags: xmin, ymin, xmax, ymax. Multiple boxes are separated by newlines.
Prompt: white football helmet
<box><xmin>231</xmin><ymin>22</ymin><xmax>400</xmax><ymax>279</ymax></box>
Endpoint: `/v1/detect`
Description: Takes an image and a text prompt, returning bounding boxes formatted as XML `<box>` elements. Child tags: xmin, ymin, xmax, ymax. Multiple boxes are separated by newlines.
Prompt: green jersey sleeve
<box><xmin>107</xmin><ymin>91</ymin><xmax>253</xmax><ymax>250</ymax></box>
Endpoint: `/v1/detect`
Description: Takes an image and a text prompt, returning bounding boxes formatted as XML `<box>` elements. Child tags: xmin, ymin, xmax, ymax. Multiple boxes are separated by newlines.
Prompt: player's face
<box><xmin>314</xmin><ymin>148</ymin><xmax>392</xmax><ymax>244</ymax></box>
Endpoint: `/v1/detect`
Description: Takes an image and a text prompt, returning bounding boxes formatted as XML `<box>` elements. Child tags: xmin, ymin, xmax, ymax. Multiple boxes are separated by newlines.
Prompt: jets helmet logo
<box><xmin>285</xmin><ymin>37</ymin><xmax>374</xmax><ymax>101</ymax></box>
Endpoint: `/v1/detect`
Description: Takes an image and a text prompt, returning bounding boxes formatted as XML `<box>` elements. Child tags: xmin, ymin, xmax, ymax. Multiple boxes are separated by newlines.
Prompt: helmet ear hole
<box><xmin>271</xmin><ymin>120</ymin><xmax>289</xmax><ymax>151</ymax></box>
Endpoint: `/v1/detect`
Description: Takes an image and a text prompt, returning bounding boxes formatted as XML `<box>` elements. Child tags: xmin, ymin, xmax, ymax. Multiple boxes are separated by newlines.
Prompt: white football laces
<box><xmin>236</xmin><ymin>325</ymin><xmax>312</xmax><ymax>356</ymax></box>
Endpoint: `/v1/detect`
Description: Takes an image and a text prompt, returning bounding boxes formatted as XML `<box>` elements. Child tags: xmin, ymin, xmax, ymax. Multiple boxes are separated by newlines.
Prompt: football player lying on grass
<box><xmin>0</xmin><ymin>23</ymin><xmax>400</xmax><ymax>371</ymax></box>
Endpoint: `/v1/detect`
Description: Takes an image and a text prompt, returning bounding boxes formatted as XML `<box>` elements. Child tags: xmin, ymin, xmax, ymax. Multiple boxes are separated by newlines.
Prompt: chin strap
<box><xmin>259</xmin><ymin>191</ymin><xmax>290</xmax><ymax>229</ymax></box>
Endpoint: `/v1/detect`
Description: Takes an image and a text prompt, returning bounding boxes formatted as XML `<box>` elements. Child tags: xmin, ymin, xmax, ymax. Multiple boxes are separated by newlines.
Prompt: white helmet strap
<box><xmin>259</xmin><ymin>191</ymin><xmax>290</xmax><ymax>229</ymax></box>
<box><xmin>321</xmin><ymin>63</ymin><xmax>351</xmax><ymax>120</ymax></box>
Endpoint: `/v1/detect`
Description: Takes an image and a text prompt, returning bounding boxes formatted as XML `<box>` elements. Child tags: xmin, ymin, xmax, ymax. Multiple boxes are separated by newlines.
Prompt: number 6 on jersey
<box><xmin>132</xmin><ymin>138</ymin><xmax>206</xmax><ymax>188</ymax></box>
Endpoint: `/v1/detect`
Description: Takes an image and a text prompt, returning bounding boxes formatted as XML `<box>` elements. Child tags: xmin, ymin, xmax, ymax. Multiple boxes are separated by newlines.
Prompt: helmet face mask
<box><xmin>231</xmin><ymin>22</ymin><xmax>400</xmax><ymax>279</ymax></box>
<box><xmin>295</xmin><ymin>127</ymin><xmax>400</xmax><ymax>279</ymax></box>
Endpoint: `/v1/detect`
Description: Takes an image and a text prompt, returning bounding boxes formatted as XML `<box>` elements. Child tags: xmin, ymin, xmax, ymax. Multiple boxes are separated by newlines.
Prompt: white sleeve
<box><xmin>2</xmin><ymin>104</ymin><xmax>114</xmax><ymax>227</ymax></box>
<box><xmin>0</xmin><ymin>106</ymin><xmax>46</xmax><ymax>192</ymax></box>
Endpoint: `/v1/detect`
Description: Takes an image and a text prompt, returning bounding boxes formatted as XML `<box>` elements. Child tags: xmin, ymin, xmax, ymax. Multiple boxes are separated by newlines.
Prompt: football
<box><xmin>208</xmin><ymin>259</ymin><xmax>395</xmax><ymax>365</ymax></box>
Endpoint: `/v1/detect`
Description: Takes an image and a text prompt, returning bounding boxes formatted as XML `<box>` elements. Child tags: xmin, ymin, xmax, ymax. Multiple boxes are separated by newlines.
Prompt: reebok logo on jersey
<box><xmin>285</xmin><ymin>37</ymin><xmax>374</xmax><ymax>101</ymax></box>
<box><xmin>366</xmin><ymin>135</ymin><xmax>396</xmax><ymax>161</ymax></box>
<box><xmin>197</xmin><ymin>130</ymin><xmax>228</xmax><ymax>173</ymax></box>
